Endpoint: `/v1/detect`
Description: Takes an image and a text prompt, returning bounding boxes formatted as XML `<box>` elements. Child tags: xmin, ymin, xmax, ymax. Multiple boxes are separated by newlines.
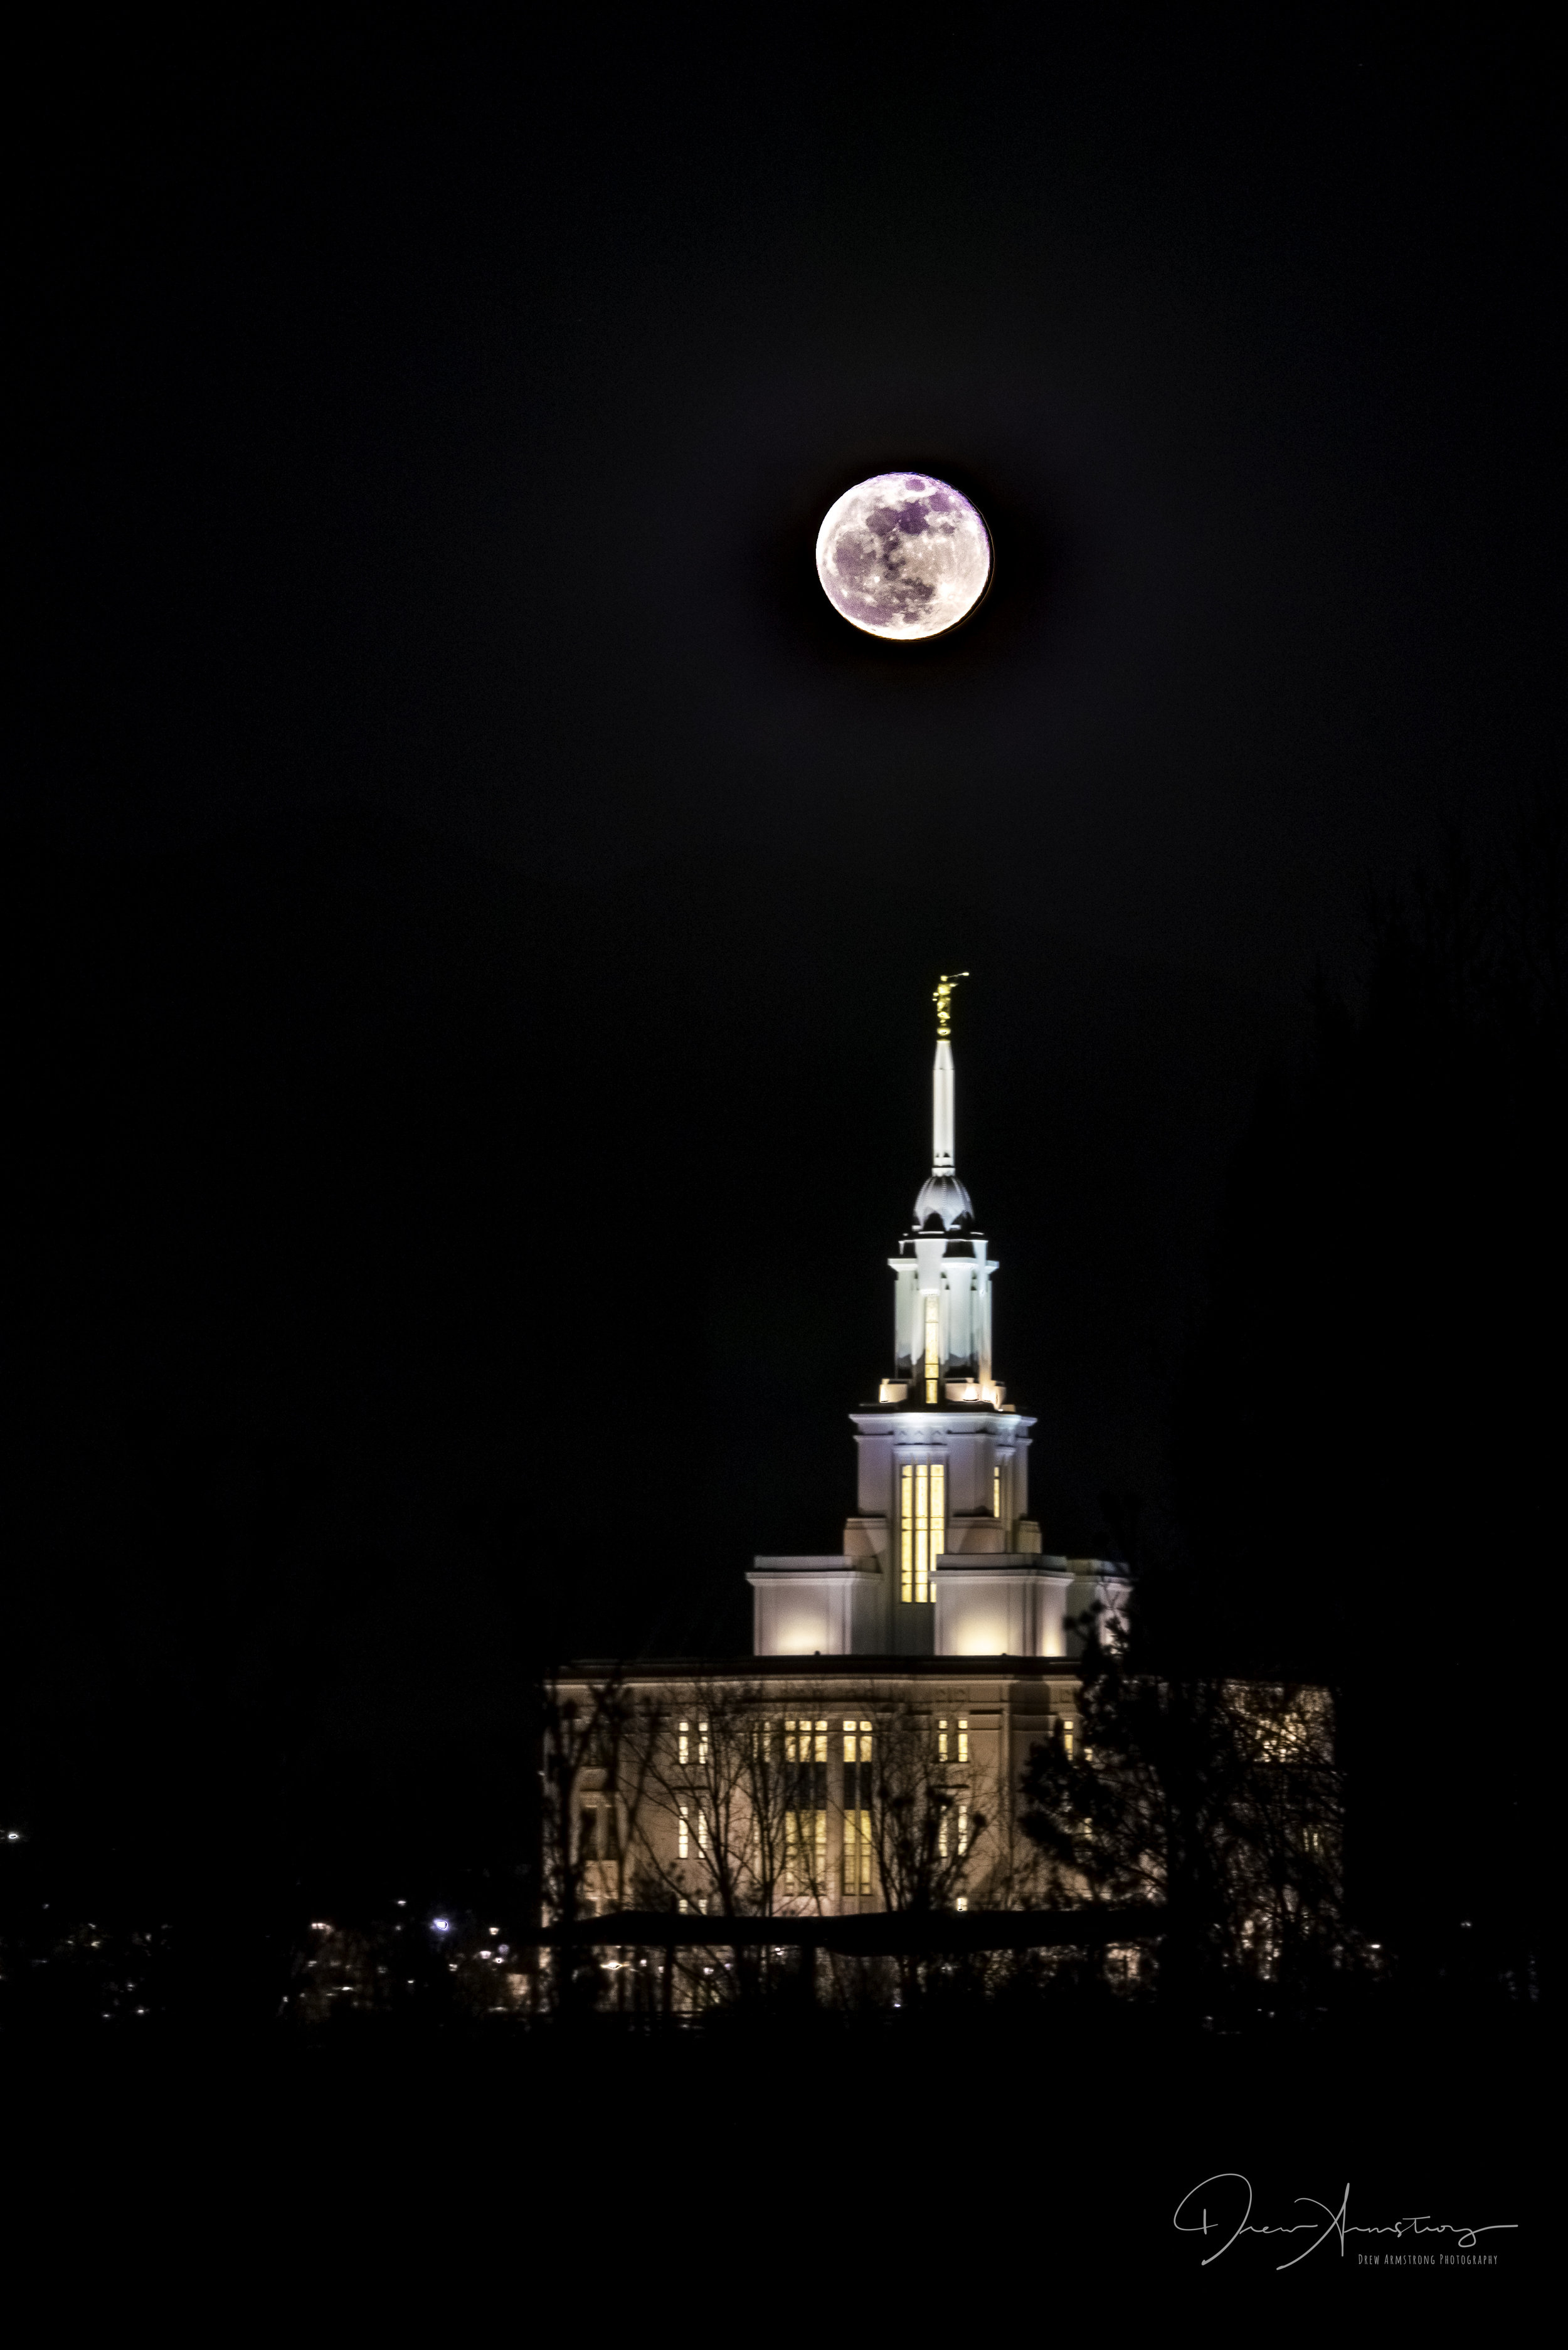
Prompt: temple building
<box><xmin>551</xmin><ymin>978</ymin><xmax>1134</xmax><ymax>1925</ymax></box>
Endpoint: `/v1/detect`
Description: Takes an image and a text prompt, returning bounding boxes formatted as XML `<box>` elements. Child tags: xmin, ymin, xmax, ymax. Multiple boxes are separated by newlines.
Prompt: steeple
<box><xmin>887</xmin><ymin>975</ymin><xmax>999</xmax><ymax>1405</ymax></box>
<box><xmin>750</xmin><ymin>973</ymin><xmax>1066</xmax><ymax>1662</ymax></box>
<box><xmin>914</xmin><ymin>971</ymin><xmax>974</xmax><ymax>1232</ymax></box>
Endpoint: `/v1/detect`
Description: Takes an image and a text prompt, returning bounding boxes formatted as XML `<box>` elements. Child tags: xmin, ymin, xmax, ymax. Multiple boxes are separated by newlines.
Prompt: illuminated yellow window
<box><xmin>842</xmin><ymin>1807</ymin><xmax>872</xmax><ymax>1897</ymax></box>
<box><xmin>698</xmin><ymin>1719</ymin><xmax>709</xmax><ymax>1764</ymax></box>
<box><xmin>842</xmin><ymin>1718</ymin><xmax>872</xmax><ymax>1893</ymax></box>
<box><xmin>677</xmin><ymin>1802</ymin><xmax>689</xmax><ymax>1859</ymax></box>
<box><xmin>899</xmin><ymin>1462</ymin><xmax>946</xmax><ymax>1602</ymax></box>
<box><xmin>787</xmin><ymin>1807</ymin><xmax>826</xmax><ymax>1894</ymax></box>
<box><xmin>923</xmin><ymin>1294</ymin><xmax>940</xmax><ymax>1402</ymax></box>
<box><xmin>956</xmin><ymin>1718</ymin><xmax>969</xmax><ymax>1763</ymax></box>
<box><xmin>958</xmin><ymin>1802</ymin><xmax>968</xmax><ymax>1851</ymax></box>
<box><xmin>992</xmin><ymin>1464</ymin><xmax>1002</xmax><ymax>1520</ymax></box>
<box><xmin>783</xmin><ymin>1720</ymin><xmax>827</xmax><ymax>1893</ymax></box>
<box><xmin>677</xmin><ymin>1720</ymin><xmax>689</xmax><ymax>1765</ymax></box>
<box><xmin>938</xmin><ymin>1717</ymin><xmax>948</xmax><ymax>1762</ymax></box>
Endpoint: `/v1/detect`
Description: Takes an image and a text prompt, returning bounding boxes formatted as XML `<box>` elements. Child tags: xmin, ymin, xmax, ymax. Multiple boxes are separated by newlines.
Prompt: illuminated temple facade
<box><xmin>748</xmin><ymin>975</ymin><xmax>1127</xmax><ymax>1664</ymax></box>
<box><xmin>556</xmin><ymin>980</ymin><xmax>1131</xmax><ymax>1922</ymax></box>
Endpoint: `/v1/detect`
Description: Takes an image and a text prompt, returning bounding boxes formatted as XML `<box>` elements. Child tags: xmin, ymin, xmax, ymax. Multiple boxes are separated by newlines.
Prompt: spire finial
<box><xmin>933</xmin><ymin>971</ymin><xmax>969</xmax><ymax>1040</ymax></box>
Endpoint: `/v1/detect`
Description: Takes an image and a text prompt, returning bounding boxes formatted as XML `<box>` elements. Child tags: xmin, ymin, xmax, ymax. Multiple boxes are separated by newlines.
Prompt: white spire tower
<box><xmin>931</xmin><ymin>971</ymin><xmax>963</xmax><ymax>1174</ymax></box>
<box><xmin>744</xmin><ymin>971</ymin><xmax>1130</xmax><ymax>1661</ymax></box>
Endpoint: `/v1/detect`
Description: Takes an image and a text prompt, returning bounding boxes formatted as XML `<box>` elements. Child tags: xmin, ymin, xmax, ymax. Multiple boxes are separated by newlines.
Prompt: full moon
<box><xmin>815</xmin><ymin>473</ymin><xmax>992</xmax><ymax>640</ymax></box>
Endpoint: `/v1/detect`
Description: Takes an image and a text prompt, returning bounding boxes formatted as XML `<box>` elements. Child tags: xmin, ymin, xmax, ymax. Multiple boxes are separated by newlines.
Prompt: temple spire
<box><xmin>931</xmin><ymin>972</ymin><xmax>968</xmax><ymax>1173</ymax></box>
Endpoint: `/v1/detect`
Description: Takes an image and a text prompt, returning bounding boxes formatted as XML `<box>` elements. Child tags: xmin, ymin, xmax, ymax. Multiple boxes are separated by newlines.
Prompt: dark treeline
<box><xmin>1162</xmin><ymin>798</ymin><xmax>1564</xmax><ymax>1984</ymax></box>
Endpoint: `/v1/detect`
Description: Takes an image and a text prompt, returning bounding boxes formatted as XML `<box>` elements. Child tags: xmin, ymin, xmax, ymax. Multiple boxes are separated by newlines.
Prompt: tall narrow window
<box><xmin>899</xmin><ymin>1462</ymin><xmax>946</xmax><ymax>1602</ymax></box>
<box><xmin>785</xmin><ymin>1720</ymin><xmax>827</xmax><ymax>1894</ymax></box>
<box><xmin>677</xmin><ymin>1802</ymin><xmax>689</xmax><ymax>1860</ymax></box>
<box><xmin>992</xmin><ymin>1464</ymin><xmax>1002</xmax><ymax>1521</ymax></box>
<box><xmin>956</xmin><ymin>1717</ymin><xmax>969</xmax><ymax>1764</ymax></box>
<box><xmin>677</xmin><ymin>1720</ymin><xmax>690</xmax><ymax>1765</ymax></box>
<box><xmin>842</xmin><ymin>1719</ymin><xmax>872</xmax><ymax>1897</ymax></box>
<box><xmin>842</xmin><ymin>1809</ymin><xmax>870</xmax><ymax>1897</ymax></box>
<box><xmin>923</xmin><ymin>1294</ymin><xmax>940</xmax><ymax>1402</ymax></box>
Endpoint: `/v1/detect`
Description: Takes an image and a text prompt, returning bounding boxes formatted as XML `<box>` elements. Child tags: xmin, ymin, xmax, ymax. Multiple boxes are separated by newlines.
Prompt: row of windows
<box><xmin>674</xmin><ymin>1716</ymin><xmax>967</xmax><ymax>1765</ymax></box>
<box><xmin>674</xmin><ymin>1805</ymin><xmax>962</xmax><ymax>1897</ymax></box>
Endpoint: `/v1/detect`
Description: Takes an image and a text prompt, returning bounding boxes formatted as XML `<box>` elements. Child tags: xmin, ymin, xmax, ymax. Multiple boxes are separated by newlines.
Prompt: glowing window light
<box><xmin>956</xmin><ymin>1718</ymin><xmax>968</xmax><ymax>1763</ymax></box>
<box><xmin>923</xmin><ymin>1295</ymin><xmax>940</xmax><ymax>1403</ymax></box>
<box><xmin>842</xmin><ymin>1718</ymin><xmax>872</xmax><ymax>1897</ymax></box>
<box><xmin>899</xmin><ymin>1462</ymin><xmax>945</xmax><ymax>1602</ymax></box>
<box><xmin>843</xmin><ymin>1806</ymin><xmax>872</xmax><ymax>1897</ymax></box>
<box><xmin>678</xmin><ymin>1720</ymin><xmax>689</xmax><ymax>1765</ymax></box>
<box><xmin>677</xmin><ymin>1802</ymin><xmax>689</xmax><ymax>1860</ymax></box>
<box><xmin>785</xmin><ymin>1806</ymin><xmax>826</xmax><ymax>1893</ymax></box>
<box><xmin>992</xmin><ymin>1464</ymin><xmax>1002</xmax><ymax>1520</ymax></box>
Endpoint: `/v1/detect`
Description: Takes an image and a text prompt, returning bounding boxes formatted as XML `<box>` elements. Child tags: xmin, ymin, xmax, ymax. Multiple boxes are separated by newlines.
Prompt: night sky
<box><xmin>7</xmin><ymin>17</ymin><xmax>1559</xmax><ymax>1873</ymax></box>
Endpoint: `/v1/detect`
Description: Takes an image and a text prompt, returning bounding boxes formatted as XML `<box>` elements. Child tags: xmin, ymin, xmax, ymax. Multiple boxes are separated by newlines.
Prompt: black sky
<box><xmin>6</xmin><ymin>13</ymin><xmax>1560</xmax><ymax>1859</ymax></box>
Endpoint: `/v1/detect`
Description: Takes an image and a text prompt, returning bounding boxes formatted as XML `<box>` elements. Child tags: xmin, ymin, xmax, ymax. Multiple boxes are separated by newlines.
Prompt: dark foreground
<box><xmin>0</xmin><ymin>1998</ymin><xmax>1544</xmax><ymax>2307</ymax></box>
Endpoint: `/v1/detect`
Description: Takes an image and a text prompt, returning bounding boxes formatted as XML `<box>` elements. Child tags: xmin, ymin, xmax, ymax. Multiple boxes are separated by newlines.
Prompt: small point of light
<box><xmin>431</xmin><ymin>1916</ymin><xmax>452</xmax><ymax>1934</ymax></box>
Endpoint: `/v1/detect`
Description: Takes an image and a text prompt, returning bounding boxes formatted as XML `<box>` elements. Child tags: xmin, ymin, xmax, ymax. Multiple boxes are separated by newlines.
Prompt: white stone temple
<box><xmin>748</xmin><ymin>975</ymin><xmax>1128</xmax><ymax>1661</ymax></box>
<box><xmin>551</xmin><ymin>978</ymin><xmax>1135</xmax><ymax>1932</ymax></box>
